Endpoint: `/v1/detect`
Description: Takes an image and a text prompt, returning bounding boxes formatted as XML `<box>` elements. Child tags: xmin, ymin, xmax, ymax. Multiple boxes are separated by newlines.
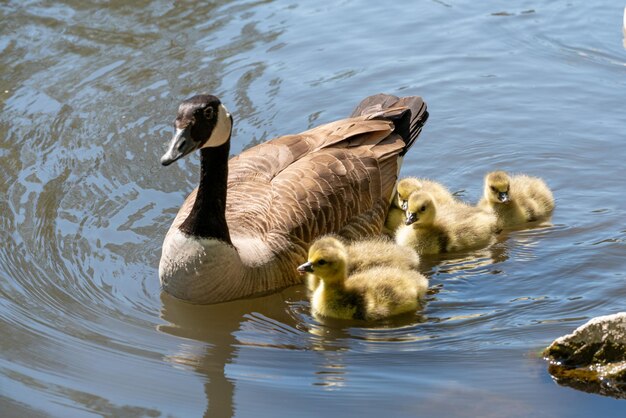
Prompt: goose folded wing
<box><xmin>225</xmin><ymin>116</ymin><xmax>406</xmax><ymax>247</ymax></box>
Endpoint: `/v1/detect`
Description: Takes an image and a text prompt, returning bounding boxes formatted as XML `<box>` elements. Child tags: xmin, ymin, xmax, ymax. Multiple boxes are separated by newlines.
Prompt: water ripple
<box><xmin>1</xmin><ymin>1</ymin><xmax>625</xmax><ymax>416</ymax></box>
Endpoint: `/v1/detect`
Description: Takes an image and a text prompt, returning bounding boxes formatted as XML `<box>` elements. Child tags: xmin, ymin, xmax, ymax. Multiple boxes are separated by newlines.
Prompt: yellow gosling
<box><xmin>478</xmin><ymin>171</ymin><xmax>555</xmax><ymax>229</ymax></box>
<box><xmin>395</xmin><ymin>191</ymin><xmax>498</xmax><ymax>255</ymax></box>
<box><xmin>305</xmin><ymin>236</ymin><xmax>420</xmax><ymax>291</ymax></box>
<box><xmin>383</xmin><ymin>206</ymin><xmax>407</xmax><ymax>236</ymax></box>
<box><xmin>396</xmin><ymin>177</ymin><xmax>457</xmax><ymax>208</ymax></box>
<box><xmin>384</xmin><ymin>177</ymin><xmax>457</xmax><ymax>234</ymax></box>
<box><xmin>347</xmin><ymin>237</ymin><xmax>420</xmax><ymax>274</ymax></box>
<box><xmin>298</xmin><ymin>236</ymin><xmax>428</xmax><ymax>321</ymax></box>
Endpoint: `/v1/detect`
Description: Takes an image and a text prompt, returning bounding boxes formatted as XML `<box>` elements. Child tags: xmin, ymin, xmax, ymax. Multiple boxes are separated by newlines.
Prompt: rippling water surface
<box><xmin>1</xmin><ymin>1</ymin><xmax>625</xmax><ymax>417</ymax></box>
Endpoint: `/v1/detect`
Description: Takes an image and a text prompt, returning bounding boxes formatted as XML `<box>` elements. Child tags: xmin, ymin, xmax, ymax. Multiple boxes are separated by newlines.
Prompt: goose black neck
<box><xmin>179</xmin><ymin>141</ymin><xmax>232</xmax><ymax>244</ymax></box>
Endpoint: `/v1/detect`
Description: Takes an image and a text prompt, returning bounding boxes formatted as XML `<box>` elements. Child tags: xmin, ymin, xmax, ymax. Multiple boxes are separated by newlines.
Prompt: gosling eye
<box><xmin>490</xmin><ymin>186</ymin><xmax>497</xmax><ymax>192</ymax></box>
<box><xmin>317</xmin><ymin>259</ymin><xmax>327</xmax><ymax>266</ymax></box>
<box><xmin>420</xmin><ymin>205</ymin><xmax>426</xmax><ymax>212</ymax></box>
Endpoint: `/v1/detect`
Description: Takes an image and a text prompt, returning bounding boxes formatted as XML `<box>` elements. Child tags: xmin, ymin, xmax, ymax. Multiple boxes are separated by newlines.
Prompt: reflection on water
<box><xmin>2</xmin><ymin>0</ymin><xmax>626</xmax><ymax>417</ymax></box>
<box><xmin>158</xmin><ymin>293</ymin><xmax>284</xmax><ymax>418</ymax></box>
<box><xmin>547</xmin><ymin>363</ymin><xmax>626</xmax><ymax>400</ymax></box>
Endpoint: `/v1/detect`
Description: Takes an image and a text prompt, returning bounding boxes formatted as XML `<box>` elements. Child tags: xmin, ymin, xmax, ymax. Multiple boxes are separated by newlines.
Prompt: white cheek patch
<box><xmin>203</xmin><ymin>104</ymin><xmax>232</xmax><ymax>148</ymax></box>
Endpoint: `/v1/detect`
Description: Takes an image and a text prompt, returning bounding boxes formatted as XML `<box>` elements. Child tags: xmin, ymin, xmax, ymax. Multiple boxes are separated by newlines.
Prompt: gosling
<box><xmin>395</xmin><ymin>191</ymin><xmax>498</xmax><ymax>255</ymax></box>
<box><xmin>305</xmin><ymin>236</ymin><xmax>420</xmax><ymax>291</ymax></box>
<box><xmin>384</xmin><ymin>177</ymin><xmax>457</xmax><ymax>234</ymax></box>
<box><xmin>478</xmin><ymin>171</ymin><xmax>554</xmax><ymax>229</ymax></box>
<box><xmin>297</xmin><ymin>236</ymin><xmax>428</xmax><ymax>321</ymax></box>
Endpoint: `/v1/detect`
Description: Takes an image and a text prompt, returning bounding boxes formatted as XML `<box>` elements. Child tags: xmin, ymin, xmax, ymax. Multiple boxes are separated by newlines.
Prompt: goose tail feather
<box><xmin>350</xmin><ymin>93</ymin><xmax>429</xmax><ymax>156</ymax></box>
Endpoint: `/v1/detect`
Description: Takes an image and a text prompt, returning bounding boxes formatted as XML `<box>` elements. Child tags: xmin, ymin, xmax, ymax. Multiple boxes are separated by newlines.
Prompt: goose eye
<box><xmin>317</xmin><ymin>259</ymin><xmax>327</xmax><ymax>266</ymax></box>
<box><xmin>204</xmin><ymin>107</ymin><xmax>214</xmax><ymax>119</ymax></box>
<box><xmin>490</xmin><ymin>186</ymin><xmax>497</xmax><ymax>192</ymax></box>
<box><xmin>420</xmin><ymin>205</ymin><xmax>426</xmax><ymax>212</ymax></box>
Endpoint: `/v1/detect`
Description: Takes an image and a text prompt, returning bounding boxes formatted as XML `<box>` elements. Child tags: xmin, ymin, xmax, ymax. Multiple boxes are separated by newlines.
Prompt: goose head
<box><xmin>297</xmin><ymin>237</ymin><xmax>348</xmax><ymax>285</ymax></box>
<box><xmin>404</xmin><ymin>191</ymin><xmax>436</xmax><ymax>226</ymax></box>
<box><xmin>161</xmin><ymin>94</ymin><xmax>233</xmax><ymax>166</ymax></box>
<box><xmin>396</xmin><ymin>178</ymin><xmax>422</xmax><ymax>211</ymax></box>
<box><xmin>484</xmin><ymin>171</ymin><xmax>511</xmax><ymax>204</ymax></box>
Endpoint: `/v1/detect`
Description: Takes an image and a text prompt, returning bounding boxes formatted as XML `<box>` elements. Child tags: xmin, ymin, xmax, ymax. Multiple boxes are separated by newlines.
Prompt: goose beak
<box><xmin>297</xmin><ymin>261</ymin><xmax>314</xmax><ymax>275</ymax></box>
<box><xmin>161</xmin><ymin>127</ymin><xmax>195</xmax><ymax>166</ymax></box>
<box><xmin>405</xmin><ymin>213</ymin><xmax>417</xmax><ymax>225</ymax></box>
<box><xmin>498</xmin><ymin>192</ymin><xmax>510</xmax><ymax>203</ymax></box>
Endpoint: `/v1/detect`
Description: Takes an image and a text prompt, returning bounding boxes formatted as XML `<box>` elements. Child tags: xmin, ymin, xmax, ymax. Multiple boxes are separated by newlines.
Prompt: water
<box><xmin>1</xmin><ymin>0</ymin><xmax>625</xmax><ymax>416</ymax></box>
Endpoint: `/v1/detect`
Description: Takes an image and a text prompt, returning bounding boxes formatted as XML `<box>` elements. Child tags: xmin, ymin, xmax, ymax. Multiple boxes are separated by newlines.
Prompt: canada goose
<box><xmin>297</xmin><ymin>236</ymin><xmax>428</xmax><ymax>320</ymax></box>
<box><xmin>383</xmin><ymin>177</ymin><xmax>457</xmax><ymax>235</ymax></box>
<box><xmin>159</xmin><ymin>93</ymin><xmax>428</xmax><ymax>304</ymax></box>
<box><xmin>395</xmin><ymin>191</ymin><xmax>498</xmax><ymax>254</ymax></box>
<box><xmin>478</xmin><ymin>171</ymin><xmax>554</xmax><ymax>229</ymax></box>
<box><xmin>306</xmin><ymin>235</ymin><xmax>421</xmax><ymax>291</ymax></box>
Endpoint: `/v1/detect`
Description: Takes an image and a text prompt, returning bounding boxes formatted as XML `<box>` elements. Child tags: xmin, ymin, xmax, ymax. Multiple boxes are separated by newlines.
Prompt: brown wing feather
<box><xmin>225</xmin><ymin>116</ymin><xmax>404</xmax><ymax>252</ymax></box>
<box><xmin>350</xmin><ymin>93</ymin><xmax>401</xmax><ymax>117</ymax></box>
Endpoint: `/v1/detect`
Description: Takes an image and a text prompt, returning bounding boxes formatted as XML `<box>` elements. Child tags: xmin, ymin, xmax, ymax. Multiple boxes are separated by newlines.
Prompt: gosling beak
<box><xmin>405</xmin><ymin>213</ymin><xmax>417</xmax><ymax>225</ymax></box>
<box><xmin>498</xmin><ymin>192</ymin><xmax>510</xmax><ymax>203</ymax></box>
<box><xmin>401</xmin><ymin>201</ymin><xmax>408</xmax><ymax>211</ymax></box>
<box><xmin>161</xmin><ymin>126</ymin><xmax>195</xmax><ymax>166</ymax></box>
<box><xmin>297</xmin><ymin>261</ymin><xmax>314</xmax><ymax>275</ymax></box>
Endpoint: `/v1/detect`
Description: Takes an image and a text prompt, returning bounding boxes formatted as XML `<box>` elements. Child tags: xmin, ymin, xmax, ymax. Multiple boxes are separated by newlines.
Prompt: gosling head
<box><xmin>297</xmin><ymin>237</ymin><xmax>348</xmax><ymax>285</ymax></box>
<box><xmin>396</xmin><ymin>178</ymin><xmax>423</xmax><ymax>211</ymax></box>
<box><xmin>484</xmin><ymin>171</ymin><xmax>511</xmax><ymax>204</ymax></box>
<box><xmin>161</xmin><ymin>94</ymin><xmax>233</xmax><ymax>166</ymax></box>
<box><xmin>404</xmin><ymin>191</ymin><xmax>436</xmax><ymax>226</ymax></box>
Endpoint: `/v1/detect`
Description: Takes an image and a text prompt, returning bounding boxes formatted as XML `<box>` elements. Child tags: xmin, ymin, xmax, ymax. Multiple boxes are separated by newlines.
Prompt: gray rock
<box><xmin>544</xmin><ymin>312</ymin><xmax>626</xmax><ymax>398</ymax></box>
